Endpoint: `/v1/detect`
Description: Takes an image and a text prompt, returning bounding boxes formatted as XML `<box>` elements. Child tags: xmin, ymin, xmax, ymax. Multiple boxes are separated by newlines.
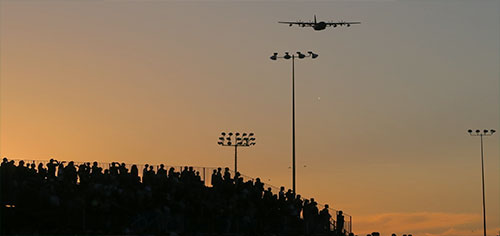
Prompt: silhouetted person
<box><xmin>319</xmin><ymin>204</ymin><xmax>331</xmax><ymax>232</ymax></box>
<box><xmin>223</xmin><ymin>167</ymin><xmax>231</xmax><ymax>183</ymax></box>
<box><xmin>181</xmin><ymin>166</ymin><xmax>189</xmax><ymax>180</ymax></box>
<box><xmin>211</xmin><ymin>169</ymin><xmax>218</xmax><ymax>187</ymax></box>
<box><xmin>17</xmin><ymin>160</ymin><xmax>27</xmax><ymax>179</ymax></box>
<box><xmin>254</xmin><ymin>178</ymin><xmax>264</xmax><ymax>197</ymax></box>
<box><xmin>119</xmin><ymin>162</ymin><xmax>128</xmax><ymax>175</ymax></box>
<box><xmin>37</xmin><ymin>163</ymin><xmax>47</xmax><ymax>180</ymax></box>
<box><xmin>47</xmin><ymin>159</ymin><xmax>58</xmax><ymax>180</ymax></box>
<box><xmin>110</xmin><ymin>162</ymin><xmax>119</xmax><ymax>176</ymax></box>
<box><xmin>158</xmin><ymin>164</ymin><xmax>166</xmax><ymax>176</ymax></box>
<box><xmin>263</xmin><ymin>187</ymin><xmax>273</xmax><ymax>201</ymax></box>
<box><xmin>286</xmin><ymin>189</ymin><xmax>294</xmax><ymax>202</ymax></box>
<box><xmin>90</xmin><ymin>161</ymin><xmax>100</xmax><ymax>180</ymax></box>
<box><xmin>168</xmin><ymin>167</ymin><xmax>176</xmax><ymax>178</ymax></box>
<box><xmin>57</xmin><ymin>161</ymin><xmax>65</xmax><ymax>180</ymax></box>
<box><xmin>336</xmin><ymin>210</ymin><xmax>345</xmax><ymax>235</ymax></box>
<box><xmin>142</xmin><ymin>164</ymin><xmax>149</xmax><ymax>184</ymax></box>
<box><xmin>130</xmin><ymin>164</ymin><xmax>139</xmax><ymax>183</ymax></box>
<box><xmin>279</xmin><ymin>186</ymin><xmax>285</xmax><ymax>201</ymax></box>
<box><xmin>214</xmin><ymin>168</ymin><xmax>223</xmax><ymax>187</ymax></box>
<box><xmin>64</xmin><ymin>161</ymin><xmax>77</xmax><ymax>185</ymax></box>
<box><xmin>195</xmin><ymin>171</ymin><xmax>202</xmax><ymax>184</ymax></box>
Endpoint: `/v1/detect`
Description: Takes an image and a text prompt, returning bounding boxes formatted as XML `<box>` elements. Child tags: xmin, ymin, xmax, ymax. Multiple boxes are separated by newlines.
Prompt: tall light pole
<box><xmin>467</xmin><ymin>129</ymin><xmax>496</xmax><ymax>236</ymax></box>
<box><xmin>218</xmin><ymin>132</ymin><xmax>256</xmax><ymax>174</ymax></box>
<box><xmin>270</xmin><ymin>51</ymin><xmax>318</xmax><ymax>194</ymax></box>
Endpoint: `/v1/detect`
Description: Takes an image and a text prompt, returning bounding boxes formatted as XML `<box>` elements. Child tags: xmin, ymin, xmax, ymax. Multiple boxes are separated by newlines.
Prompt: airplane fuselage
<box><xmin>313</xmin><ymin>22</ymin><xmax>327</xmax><ymax>31</ymax></box>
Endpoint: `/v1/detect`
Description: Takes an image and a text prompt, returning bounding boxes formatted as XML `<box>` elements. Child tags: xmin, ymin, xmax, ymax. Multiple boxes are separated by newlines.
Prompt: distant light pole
<box><xmin>467</xmin><ymin>129</ymin><xmax>496</xmax><ymax>236</ymax></box>
<box><xmin>218</xmin><ymin>132</ymin><xmax>256</xmax><ymax>174</ymax></box>
<box><xmin>270</xmin><ymin>51</ymin><xmax>318</xmax><ymax>194</ymax></box>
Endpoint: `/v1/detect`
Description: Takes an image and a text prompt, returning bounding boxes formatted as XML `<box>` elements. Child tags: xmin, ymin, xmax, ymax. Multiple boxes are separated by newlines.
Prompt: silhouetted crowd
<box><xmin>1</xmin><ymin>158</ymin><xmax>348</xmax><ymax>235</ymax></box>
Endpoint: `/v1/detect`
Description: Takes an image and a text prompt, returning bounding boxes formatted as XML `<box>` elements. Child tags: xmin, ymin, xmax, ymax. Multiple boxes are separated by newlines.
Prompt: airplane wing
<box><xmin>278</xmin><ymin>21</ymin><xmax>315</xmax><ymax>27</ymax></box>
<box><xmin>325</xmin><ymin>21</ymin><xmax>361</xmax><ymax>26</ymax></box>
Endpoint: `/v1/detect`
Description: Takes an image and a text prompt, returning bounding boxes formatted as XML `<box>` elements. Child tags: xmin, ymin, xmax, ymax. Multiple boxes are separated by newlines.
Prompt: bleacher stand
<box><xmin>0</xmin><ymin>158</ymin><xmax>349</xmax><ymax>235</ymax></box>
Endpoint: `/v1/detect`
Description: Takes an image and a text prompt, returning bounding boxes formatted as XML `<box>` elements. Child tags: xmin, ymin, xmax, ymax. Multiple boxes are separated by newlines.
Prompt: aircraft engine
<box><xmin>289</xmin><ymin>24</ymin><xmax>292</xmax><ymax>27</ymax></box>
<box><xmin>347</xmin><ymin>24</ymin><xmax>350</xmax><ymax>27</ymax></box>
<box><xmin>333</xmin><ymin>24</ymin><xmax>337</xmax><ymax>27</ymax></box>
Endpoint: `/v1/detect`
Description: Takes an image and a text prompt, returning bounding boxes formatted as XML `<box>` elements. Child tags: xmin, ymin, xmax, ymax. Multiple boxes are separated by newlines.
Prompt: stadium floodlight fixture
<box><xmin>217</xmin><ymin>131</ymin><xmax>257</xmax><ymax>174</ymax></box>
<box><xmin>467</xmin><ymin>128</ymin><xmax>496</xmax><ymax>236</ymax></box>
<box><xmin>469</xmin><ymin>129</ymin><xmax>495</xmax><ymax>137</ymax></box>
<box><xmin>284</xmin><ymin>52</ymin><xmax>291</xmax><ymax>60</ymax></box>
<box><xmin>307</xmin><ymin>51</ymin><xmax>319</xmax><ymax>59</ymax></box>
<box><xmin>270</xmin><ymin>53</ymin><xmax>278</xmax><ymax>60</ymax></box>
<box><xmin>270</xmin><ymin>51</ymin><xmax>318</xmax><ymax>61</ymax></box>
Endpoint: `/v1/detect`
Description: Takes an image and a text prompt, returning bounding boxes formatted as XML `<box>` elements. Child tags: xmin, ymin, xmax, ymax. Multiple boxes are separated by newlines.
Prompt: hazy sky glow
<box><xmin>1</xmin><ymin>1</ymin><xmax>499</xmax><ymax>235</ymax></box>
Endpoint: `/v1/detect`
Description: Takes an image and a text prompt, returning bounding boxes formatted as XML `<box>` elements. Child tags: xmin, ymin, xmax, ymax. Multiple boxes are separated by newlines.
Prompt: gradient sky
<box><xmin>1</xmin><ymin>0</ymin><xmax>499</xmax><ymax>235</ymax></box>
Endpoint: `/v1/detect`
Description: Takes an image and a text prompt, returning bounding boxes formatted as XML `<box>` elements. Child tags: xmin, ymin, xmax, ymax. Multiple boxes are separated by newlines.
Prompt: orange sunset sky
<box><xmin>1</xmin><ymin>1</ymin><xmax>499</xmax><ymax>235</ymax></box>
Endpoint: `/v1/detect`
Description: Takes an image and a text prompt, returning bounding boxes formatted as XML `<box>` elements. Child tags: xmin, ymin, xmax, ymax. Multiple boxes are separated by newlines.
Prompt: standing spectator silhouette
<box><xmin>211</xmin><ymin>169</ymin><xmax>218</xmax><ymax>187</ymax></box>
<box><xmin>336</xmin><ymin>210</ymin><xmax>345</xmax><ymax>235</ymax></box>
<box><xmin>47</xmin><ymin>159</ymin><xmax>58</xmax><ymax>179</ymax></box>
<box><xmin>37</xmin><ymin>163</ymin><xmax>47</xmax><ymax>180</ymax></box>
<box><xmin>319</xmin><ymin>204</ymin><xmax>331</xmax><ymax>232</ymax></box>
<box><xmin>223</xmin><ymin>167</ymin><xmax>231</xmax><ymax>183</ymax></box>
<box><xmin>64</xmin><ymin>161</ymin><xmax>77</xmax><ymax>185</ymax></box>
<box><xmin>142</xmin><ymin>164</ymin><xmax>150</xmax><ymax>184</ymax></box>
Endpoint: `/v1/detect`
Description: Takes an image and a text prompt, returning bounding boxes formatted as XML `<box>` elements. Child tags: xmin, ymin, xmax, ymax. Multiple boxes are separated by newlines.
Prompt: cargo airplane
<box><xmin>279</xmin><ymin>15</ymin><xmax>360</xmax><ymax>31</ymax></box>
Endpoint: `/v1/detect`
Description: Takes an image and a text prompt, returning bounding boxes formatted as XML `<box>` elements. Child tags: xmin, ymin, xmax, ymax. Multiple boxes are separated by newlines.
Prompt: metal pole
<box><xmin>480</xmin><ymin>134</ymin><xmax>487</xmax><ymax>236</ymax></box>
<box><xmin>350</xmin><ymin>215</ymin><xmax>352</xmax><ymax>234</ymax></box>
<box><xmin>292</xmin><ymin>54</ymin><xmax>296</xmax><ymax>194</ymax></box>
<box><xmin>235</xmin><ymin>145</ymin><xmax>238</xmax><ymax>174</ymax></box>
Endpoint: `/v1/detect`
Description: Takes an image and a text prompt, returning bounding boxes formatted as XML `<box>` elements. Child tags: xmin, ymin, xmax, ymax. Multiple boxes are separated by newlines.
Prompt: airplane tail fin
<box><xmin>314</xmin><ymin>15</ymin><xmax>317</xmax><ymax>24</ymax></box>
